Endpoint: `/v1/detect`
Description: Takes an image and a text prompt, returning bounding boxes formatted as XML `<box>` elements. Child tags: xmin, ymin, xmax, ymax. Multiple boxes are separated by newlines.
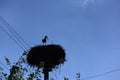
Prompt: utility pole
<box><xmin>43</xmin><ymin>63</ymin><xmax>49</xmax><ymax>80</ymax></box>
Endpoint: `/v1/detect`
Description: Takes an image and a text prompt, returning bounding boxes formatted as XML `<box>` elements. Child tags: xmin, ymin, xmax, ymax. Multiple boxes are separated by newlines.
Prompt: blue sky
<box><xmin>0</xmin><ymin>0</ymin><xmax>120</xmax><ymax>80</ymax></box>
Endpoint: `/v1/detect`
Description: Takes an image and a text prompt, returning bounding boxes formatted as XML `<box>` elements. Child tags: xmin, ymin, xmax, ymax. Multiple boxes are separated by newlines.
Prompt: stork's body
<box><xmin>42</xmin><ymin>36</ymin><xmax>48</xmax><ymax>44</ymax></box>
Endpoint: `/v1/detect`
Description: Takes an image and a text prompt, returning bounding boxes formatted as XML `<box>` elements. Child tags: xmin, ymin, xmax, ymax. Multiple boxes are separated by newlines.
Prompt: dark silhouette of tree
<box><xmin>0</xmin><ymin>51</ymin><xmax>42</xmax><ymax>80</ymax></box>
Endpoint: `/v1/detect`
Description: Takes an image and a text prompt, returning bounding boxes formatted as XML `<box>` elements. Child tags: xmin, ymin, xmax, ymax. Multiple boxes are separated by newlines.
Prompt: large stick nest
<box><xmin>27</xmin><ymin>44</ymin><xmax>66</xmax><ymax>72</ymax></box>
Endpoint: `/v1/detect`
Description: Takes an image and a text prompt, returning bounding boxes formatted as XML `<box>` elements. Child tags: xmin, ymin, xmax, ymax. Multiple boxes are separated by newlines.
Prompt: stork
<box><xmin>42</xmin><ymin>36</ymin><xmax>48</xmax><ymax>44</ymax></box>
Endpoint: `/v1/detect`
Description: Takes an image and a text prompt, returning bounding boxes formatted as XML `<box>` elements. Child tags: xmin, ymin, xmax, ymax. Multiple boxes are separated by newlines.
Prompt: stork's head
<box><xmin>45</xmin><ymin>36</ymin><xmax>48</xmax><ymax>39</ymax></box>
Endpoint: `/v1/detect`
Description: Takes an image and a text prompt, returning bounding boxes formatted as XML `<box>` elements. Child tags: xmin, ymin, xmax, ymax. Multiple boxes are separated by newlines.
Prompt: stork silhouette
<box><xmin>42</xmin><ymin>36</ymin><xmax>48</xmax><ymax>44</ymax></box>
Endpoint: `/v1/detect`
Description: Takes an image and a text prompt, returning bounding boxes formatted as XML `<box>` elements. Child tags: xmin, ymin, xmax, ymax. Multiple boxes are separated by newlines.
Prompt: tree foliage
<box><xmin>0</xmin><ymin>51</ymin><xmax>41</xmax><ymax>80</ymax></box>
<box><xmin>0</xmin><ymin>51</ymin><xmax>80</xmax><ymax>80</ymax></box>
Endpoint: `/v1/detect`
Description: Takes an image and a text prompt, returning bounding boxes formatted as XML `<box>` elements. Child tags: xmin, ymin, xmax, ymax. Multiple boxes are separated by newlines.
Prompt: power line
<box><xmin>0</xmin><ymin>19</ymin><xmax>27</xmax><ymax>50</ymax></box>
<box><xmin>0</xmin><ymin>16</ymin><xmax>30</xmax><ymax>50</ymax></box>
<box><xmin>80</xmin><ymin>68</ymin><xmax>120</xmax><ymax>80</ymax></box>
<box><xmin>0</xmin><ymin>25</ymin><xmax>25</xmax><ymax>51</ymax></box>
<box><xmin>0</xmin><ymin>16</ymin><xmax>31</xmax><ymax>74</ymax></box>
<box><xmin>0</xmin><ymin>16</ymin><xmax>31</xmax><ymax>70</ymax></box>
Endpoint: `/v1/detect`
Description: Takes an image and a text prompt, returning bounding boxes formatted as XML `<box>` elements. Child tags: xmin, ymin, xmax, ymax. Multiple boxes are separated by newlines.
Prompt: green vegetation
<box><xmin>0</xmin><ymin>51</ymin><xmax>41</xmax><ymax>80</ymax></box>
<box><xmin>0</xmin><ymin>51</ymin><xmax>80</xmax><ymax>80</ymax></box>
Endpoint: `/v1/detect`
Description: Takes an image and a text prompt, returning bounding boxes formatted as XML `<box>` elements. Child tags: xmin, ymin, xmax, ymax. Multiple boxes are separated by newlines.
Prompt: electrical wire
<box><xmin>80</xmin><ymin>67</ymin><xmax>120</xmax><ymax>80</ymax></box>
<box><xmin>0</xmin><ymin>16</ymin><xmax>31</xmax><ymax>72</ymax></box>
<box><xmin>0</xmin><ymin>16</ymin><xmax>30</xmax><ymax>68</ymax></box>
<box><xmin>0</xmin><ymin>16</ymin><xmax>30</xmax><ymax>48</ymax></box>
<box><xmin>0</xmin><ymin>16</ymin><xmax>30</xmax><ymax>50</ymax></box>
<box><xmin>0</xmin><ymin>25</ymin><xmax>25</xmax><ymax>51</ymax></box>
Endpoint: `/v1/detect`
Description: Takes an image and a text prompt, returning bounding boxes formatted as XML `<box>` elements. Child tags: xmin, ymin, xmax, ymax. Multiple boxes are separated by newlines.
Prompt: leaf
<box><xmin>4</xmin><ymin>56</ymin><xmax>11</xmax><ymax>65</ymax></box>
